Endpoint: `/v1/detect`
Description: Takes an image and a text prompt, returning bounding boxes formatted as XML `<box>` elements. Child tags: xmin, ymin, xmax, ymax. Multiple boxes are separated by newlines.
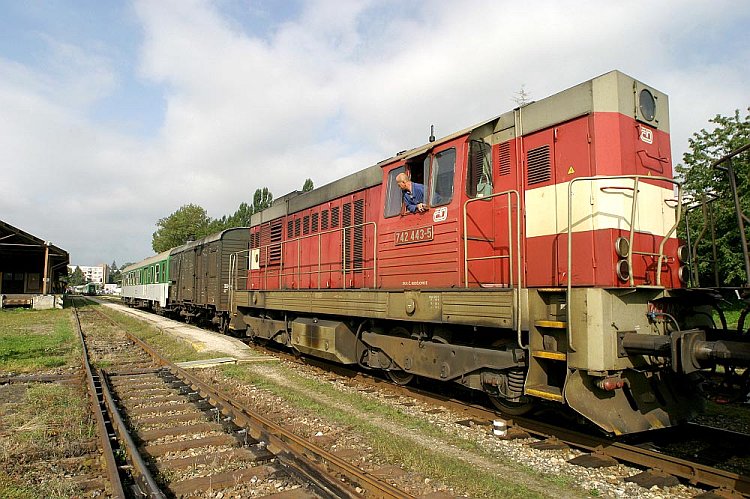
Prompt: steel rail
<box><xmin>512</xmin><ymin>417</ymin><xmax>750</xmax><ymax>495</ymax></box>
<box><xmin>260</xmin><ymin>343</ymin><xmax>750</xmax><ymax>496</ymax></box>
<box><xmin>72</xmin><ymin>302</ymin><xmax>127</xmax><ymax>498</ymax></box>
<box><xmin>403</xmin><ymin>380</ymin><xmax>750</xmax><ymax>495</ymax></box>
<box><xmin>97</xmin><ymin>306</ymin><xmax>413</xmax><ymax>499</ymax></box>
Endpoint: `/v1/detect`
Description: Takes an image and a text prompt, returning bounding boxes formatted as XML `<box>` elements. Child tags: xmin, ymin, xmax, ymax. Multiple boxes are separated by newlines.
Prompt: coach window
<box><xmin>155</xmin><ymin>264</ymin><xmax>161</xmax><ymax>283</ymax></box>
<box><xmin>384</xmin><ymin>166</ymin><xmax>406</xmax><ymax>217</ymax></box>
<box><xmin>430</xmin><ymin>148</ymin><xmax>456</xmax><ymax>206</ymax></box>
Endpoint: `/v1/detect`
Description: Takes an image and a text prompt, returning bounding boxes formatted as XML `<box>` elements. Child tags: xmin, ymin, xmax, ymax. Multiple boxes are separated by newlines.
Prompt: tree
<box><xmin>108</xmin><ymin>260</ymin><xmax>122</xmax><ymax>284</ymax></box>
<box><xmin>228</xmin><ymin>202</ymin><xmax>254</xmax><ymax>227</ymax></box>
<box><xmin>253</xmin><ymin>187</ymin><xmax>273</xmax><ymax>213</ymax></box>
<box><xmin>152</xmin><ymin>204</ymin><xmax>213</xmax><ymax>252</ymax></box>
<box><xmin>68</xmin><ymin>266</ymin><xmax>86</xmax><ymax>286</ymax></box>
<box><xmin>676</xmin><ymin>108</ymin><xmax>750</xmax><ymax>287</ymax></box>
<box><xmin>302</xmin><ymin>178</ymin><xmax>314</xmax><ymax>192</ymax></box>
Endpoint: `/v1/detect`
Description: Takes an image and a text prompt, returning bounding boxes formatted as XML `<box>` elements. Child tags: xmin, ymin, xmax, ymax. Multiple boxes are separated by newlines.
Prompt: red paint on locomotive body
<box><xmin>245</xmin><ymin>86</ymin><xmax>681</xmax><ymax>292</ymax></box>
<box><xmin>229</xmin><ymin>71</ymin><xmax>716</xmax><ymax>435</ymax></box>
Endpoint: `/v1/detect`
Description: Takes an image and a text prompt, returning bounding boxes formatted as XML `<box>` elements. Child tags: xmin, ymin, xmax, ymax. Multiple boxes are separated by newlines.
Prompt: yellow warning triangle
<box><xmin>647</xmin><ymin>171</ymin><xmax>652</xmax><ymax>176</ymax></box>
<box><xmin>567</xmin><ymin>166</ymin><xmax>575</xmax><ymax>175</ymax></box>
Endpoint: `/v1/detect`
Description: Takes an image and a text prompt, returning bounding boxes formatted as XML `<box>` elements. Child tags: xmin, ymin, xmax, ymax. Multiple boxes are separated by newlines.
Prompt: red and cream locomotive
<box><xmin>224</xmin><ymin>70</ymin><xmax>746</xmax><ymax>434</ymax></box>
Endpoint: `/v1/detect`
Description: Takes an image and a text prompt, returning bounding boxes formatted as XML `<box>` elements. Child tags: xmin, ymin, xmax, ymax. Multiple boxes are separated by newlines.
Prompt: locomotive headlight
<box><xmin>614</xmin><ymin>237</ymin><xmax>630</xmax><ymax>258</ymax></box>
<box><xmin>616</xmin><ymin>259</ymin><xmax>630</xmax><ymax>282</ymax></box>
<box><xmin>678</xmin><ymin>265</ymin><xmax>689</xmax><ymax>284</ymax></box>
<box><xmin>639</xmin><ymin>89</ymin><xmax>656</xmax><ymax>122</ymax></box>
<box><xmin>677</xmin><ymin>244</ymin><xmax>689</xmax><ymax>263</ymax></box>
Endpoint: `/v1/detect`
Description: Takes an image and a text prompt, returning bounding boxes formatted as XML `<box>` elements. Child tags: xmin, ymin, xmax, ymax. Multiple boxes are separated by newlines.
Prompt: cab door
<box><xmin>377</xmin><ymin>138</ymin><xmax>465</xmax><ymax>289</ymax></box>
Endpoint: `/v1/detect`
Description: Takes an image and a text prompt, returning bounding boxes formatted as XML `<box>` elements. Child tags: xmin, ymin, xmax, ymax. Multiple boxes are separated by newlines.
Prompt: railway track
<box><xmin>73</xmin><ymin>298</ymin><xmax>414</xmax><ymax>498</ymax></box>
<box><xmin>248</xmin><ymin>340</ymin><xmax>750</xmax><ymax>497</ymax></box>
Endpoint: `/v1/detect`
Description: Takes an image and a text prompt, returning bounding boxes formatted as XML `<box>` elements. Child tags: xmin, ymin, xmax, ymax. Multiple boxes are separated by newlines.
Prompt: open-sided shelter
<box><xmin>0</xmin><ymin>220</ymin><xmax>69</xmax><ymax>308</ymax></box>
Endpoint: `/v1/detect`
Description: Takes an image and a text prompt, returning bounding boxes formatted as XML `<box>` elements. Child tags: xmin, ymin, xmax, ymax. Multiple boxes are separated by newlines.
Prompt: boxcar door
<box><xmin>207</xmin><ymin>245</ymin><xmax>218</xmax><ymax>306</ymax></box>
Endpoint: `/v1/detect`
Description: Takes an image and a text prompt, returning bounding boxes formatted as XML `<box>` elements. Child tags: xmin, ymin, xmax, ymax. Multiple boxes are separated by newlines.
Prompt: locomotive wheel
<box><xmin>488</xmin><ymin>394</ymin><xmax>534</xmax><ymax>416</ymax></box>
<box><xmin>386</xmin><ymin>370</ymin><xmax>415</xmax><ymax>385</ymax></box>
<box><xmin>487</xmin><ymin>337</ymin><xmax>534</xmax><ymax>416</ymax></box>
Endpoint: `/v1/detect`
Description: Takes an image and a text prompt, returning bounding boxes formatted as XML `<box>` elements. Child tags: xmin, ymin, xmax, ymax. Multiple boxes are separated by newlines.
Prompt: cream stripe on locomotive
<box><xmin>524</xmin><ymin>178</ymin><xmax>678</xmax><ymax>238</ymax></box>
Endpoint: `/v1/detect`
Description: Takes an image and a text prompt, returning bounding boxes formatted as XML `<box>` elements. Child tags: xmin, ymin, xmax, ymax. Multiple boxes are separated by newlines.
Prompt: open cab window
<box><xmin>384</xmin><ymin>149</ymin><xmax>456</xmax><ymax>216</ymax></box>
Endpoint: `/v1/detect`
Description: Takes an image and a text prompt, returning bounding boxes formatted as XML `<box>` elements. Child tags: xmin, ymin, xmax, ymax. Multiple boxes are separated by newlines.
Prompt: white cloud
<box><xmin>0</xmin><ymin>0</ymin><xmax>747</xmax><ymax>266</ymax></box>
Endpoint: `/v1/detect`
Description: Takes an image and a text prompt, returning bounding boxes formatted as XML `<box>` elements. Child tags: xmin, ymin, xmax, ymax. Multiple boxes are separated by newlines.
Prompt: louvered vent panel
<box><xmin>353</xmin><ymin>199</ymin><xmax>365</xmax><ymax>273</ymax></box>
<box><xmin>312</xmin><ymin>212</ymin><xmax>319</xmax><ymax>232</ymax></box>
<box><xmin>260</xmin><ymin>223</ymin><xmax>271</xmax><ymax>264</ymax></box>
<box><xmin>498</xmin><ymin>142</ymin><xmax>511</xmax><ymax>176</ymax></box>
<box><xmin>527</xmin><ymin>145</ymin><xmax>551</xmax><ymax>185</ymax></box>
<box><xmin>295</xmin><ymin>218</ymin><xmax>301</xmax><ymax>237</ymax></box>
<box><xmin>331</xmin><ymin>206</ymin><xmax>340</xmax><ymax>227</ymax></box>
<box><xmin>303</xmin><ymin>215</ymin><xmax>310</xmax><ymax>235</ymax></box>
<box><xmin>270</xmin><ymin>220</ymin><xmax>282</xmax><ymax>262</ymax></box>
<box><xmin>343</xmin><ymin>203</ymin><xmax>352</xmax><ymax>268</ymax></box>
<box><xmin>321</xmin><ymin>210</ymin><xmax>329</xmax><ymax>230</ymax></box>
<box><xmin>287</xmin><ymin>220</ymin><xmax>293</xmax><ymax>238</ymax></box>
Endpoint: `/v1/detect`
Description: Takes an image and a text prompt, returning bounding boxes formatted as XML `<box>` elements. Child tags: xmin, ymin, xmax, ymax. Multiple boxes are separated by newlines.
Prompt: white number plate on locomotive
<box><xmin>394</xmin><ymin>225</ymin><xmax>434</xmax><ymax>245</ymax></box>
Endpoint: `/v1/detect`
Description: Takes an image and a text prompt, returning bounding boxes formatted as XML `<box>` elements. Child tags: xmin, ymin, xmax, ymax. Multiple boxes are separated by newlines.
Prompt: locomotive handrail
<box><xmin>462</xmin><ymin>189</ymin><xmax>523</xmax><ymax>348</ymax></box>
<box><xmin>567</xmin><ymin>175</ymin><xmax>682</xmax><ymax>352</ymax></box>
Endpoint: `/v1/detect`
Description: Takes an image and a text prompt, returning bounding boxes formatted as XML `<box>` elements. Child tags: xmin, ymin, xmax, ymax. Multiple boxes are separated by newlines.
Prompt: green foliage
<box><xmin>151</xmin><ymin>203</ymin><xmax>213</xmax><ymax>252</ymax></box>
<box><xmin>302</xmin><ymin>178</ymin><xmax>314</xmax><ymax>192</ymax></box>
<box><xmin>108</xmin><ymin>260</ymin><xmax>120</xmax><ymax>284</ymax></box>
<box><xmin>253</xmin><ymin>187</ymin><xmax>273</xmax><ymax>213</ymax></box>
<box><xmin>67</xmin><ymin>266</ymin><xmax>85</xmax><ymax>286</ymax></box>
<box><xmin>676</xmin><ymin>109</ymin><xmax>750</xmax><ymax>287</ymax></box>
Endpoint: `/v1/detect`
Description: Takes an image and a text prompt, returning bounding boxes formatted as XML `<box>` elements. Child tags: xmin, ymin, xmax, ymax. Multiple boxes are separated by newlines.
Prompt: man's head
<box><xmin>396</xmin><ymin>172</ymin><xmax>410</xmax><ymax>191</ymax></box>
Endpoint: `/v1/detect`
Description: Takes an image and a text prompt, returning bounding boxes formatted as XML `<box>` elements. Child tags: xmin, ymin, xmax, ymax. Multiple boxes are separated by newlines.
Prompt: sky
<box><xmin>1</xmin><ymin>0</ymin><xmax>748</xmax><ymax>267</ymax></box>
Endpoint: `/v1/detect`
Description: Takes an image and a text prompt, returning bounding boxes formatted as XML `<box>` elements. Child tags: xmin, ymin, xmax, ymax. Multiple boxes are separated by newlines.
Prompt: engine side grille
<box><xmin>269</xmin><ymin>220</ymin><xmax>282</xmax><ymax>262</ymax></box>
<box><xmin>353</xmin><ymin>199</ymin><xmax>365</xmax><ymax>273</ymax></box>
<box><xmin>343</xmin><ymin>203</ymin><xmax>352</xmax><ymax>269</ymax></box>
<box><xmin>498</xmin><ymin>142</ymin><xmax>511</xmax><ymax>176</ymax></box>
<box><xmin>527</xmin><ymin>145</ymin><xmax>551</xmax><ymax>185</ymax></box>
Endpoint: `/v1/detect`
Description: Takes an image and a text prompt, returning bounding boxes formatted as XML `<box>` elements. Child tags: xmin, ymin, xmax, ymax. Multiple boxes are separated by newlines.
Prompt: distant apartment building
<box><xmin>68</xmin><ymin>264</ymin><xmax>109</xmax><ymax>284</ymax></box>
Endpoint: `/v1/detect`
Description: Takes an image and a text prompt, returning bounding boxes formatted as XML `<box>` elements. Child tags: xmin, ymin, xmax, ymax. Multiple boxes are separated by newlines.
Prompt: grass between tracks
<box><xmin>0</xmin><ymin>383</ymin><xmax>96</xmax><ymax>498</ymax></box>
<box><xmin>0</xmin><ymin>308</ymin><xmax>80</xmax><ymax>374</ymax></box>
<box><xmin>0</xmin><ymin>307</ymin><xmax>97</xmax><ymax>497</ymax></box>
<box><xmin>221</xmin><ymin>363</ymin><xmax>577</xmax><ymax>499</ymax></box>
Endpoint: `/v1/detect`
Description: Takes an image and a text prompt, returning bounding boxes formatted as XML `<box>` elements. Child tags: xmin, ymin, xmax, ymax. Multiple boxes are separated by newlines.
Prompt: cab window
<box><xmin>467</xmin><ymin>140</ymin><xmax>493</xmax><ymax>198</ymax></box>
<box><xmin>430</xmin><ymin>148</ymin><xmax>456</xmax><ymax>206</ymax></box>
<box><xmin>384</xmin><ymin>166</ymin><xmax>406</xmax><ymax>218</ymax></box>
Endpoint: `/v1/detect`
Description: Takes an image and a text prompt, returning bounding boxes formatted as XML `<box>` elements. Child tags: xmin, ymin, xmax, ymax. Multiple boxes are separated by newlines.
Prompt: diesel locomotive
<box><xmin>123</xmin><ymin>70</ymin><xmax>750</xmax><ymax>435</ymax></box>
